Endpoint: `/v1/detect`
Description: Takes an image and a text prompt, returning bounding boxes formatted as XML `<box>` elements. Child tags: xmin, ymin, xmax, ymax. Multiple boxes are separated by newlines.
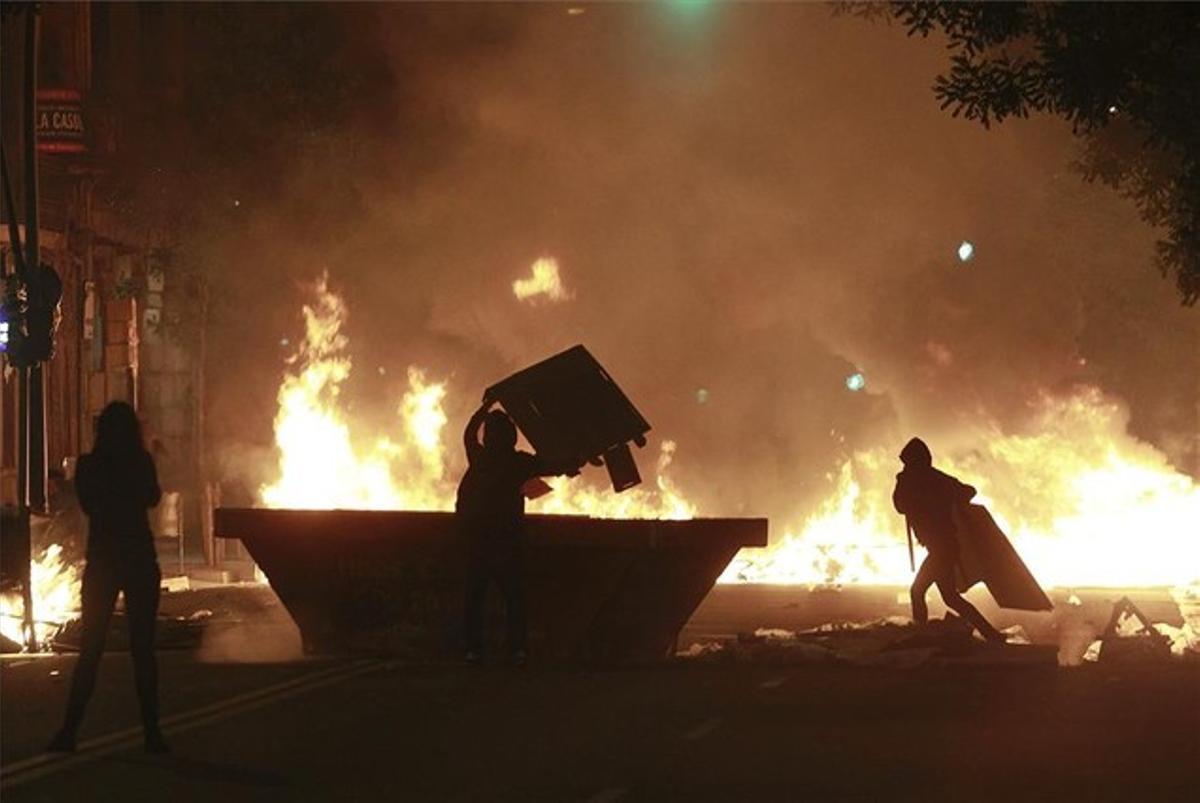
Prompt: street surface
<box><xmin>3</xmin><ymin>647</ymin><xmax>1197</xmax><ymax>801</ymax></box>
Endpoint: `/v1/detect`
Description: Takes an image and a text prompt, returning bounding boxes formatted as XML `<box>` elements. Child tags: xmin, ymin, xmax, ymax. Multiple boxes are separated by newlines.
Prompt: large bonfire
<box><xmin>3</xmin><ymin>269</ymin><xmax>1197</xmax><ymax>652</ymax></box>
<box><xmin>263</xmin><ymin>274</ymin><xmax>1199</xmax><ymax>593</ymax></box>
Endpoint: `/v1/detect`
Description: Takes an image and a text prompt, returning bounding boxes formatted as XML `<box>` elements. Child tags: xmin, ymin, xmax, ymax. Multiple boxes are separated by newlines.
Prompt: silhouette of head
<box><xmin>483</xmin><ymin>410</ymin><xmax>517</xmax><ymax>452</ymax></box>
<box><xmin>899</xmin><ymin>437</ymin><xmax>932</xmax><ymax>468</ymax></box>
<box><xmin>95</xmin><ymin>401</ymin><xmax>145</xmax><ymax>457</ymax></box>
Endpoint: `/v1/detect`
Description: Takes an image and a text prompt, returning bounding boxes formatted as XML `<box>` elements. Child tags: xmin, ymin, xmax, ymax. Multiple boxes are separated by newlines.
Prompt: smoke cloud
<box><xmin>201</xmin><ymin>4</ymin><xmax>1198</xmax><ymax>527</ymax></box>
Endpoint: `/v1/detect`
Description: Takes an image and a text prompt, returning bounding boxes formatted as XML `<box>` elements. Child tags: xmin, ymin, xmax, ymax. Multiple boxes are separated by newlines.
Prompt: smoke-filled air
<box><xmin>199</xmin><ymin>5</ymin><xmax>1197</xmax><ymax>591</ymax></box>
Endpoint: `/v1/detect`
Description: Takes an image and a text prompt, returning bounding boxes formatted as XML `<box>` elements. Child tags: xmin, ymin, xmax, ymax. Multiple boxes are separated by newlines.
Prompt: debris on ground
<box><xmin>160</xmin><ymin>575</ymin><xmax>191</xmax><ymax>593</ymax></box>
<box><xmin>1098</xmin><ymin>597</ymin><xmax>1174</xmax><ymax>664</ymax></box>
<box><xmin>678</xmin><ymin>614</ymin><xmax>1056</xmax><ymax>668</ymax></box>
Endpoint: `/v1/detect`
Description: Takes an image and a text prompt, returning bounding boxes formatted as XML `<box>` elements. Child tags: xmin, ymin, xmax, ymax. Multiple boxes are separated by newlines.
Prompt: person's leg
<box><xmin>124</xmin><ymin>558</ymin><xmax>167</xmax><ymax>749</ymax></box>
<box><xmin>932</xmin><ymin>555</ymin><xmax>1004</xmax><ymax>642</ymax></box>
<box><xmin>909</xmin><ymin>554</ymin><xmax>937</xmax><ymax>625</ymax></box>
<box><xmin>52</xmin><ymin>561</ymin><xmax>120</xmax><ymax>747</ymax></box>
<box><xmin>463</xmin><ymin>550</ymin><xmax>488</xmax><ymax>660</ymax></box>
<box><xmin>496</xmin><ymin>548</ymin><xmax>527</xmax><ymax>659</ymax></box>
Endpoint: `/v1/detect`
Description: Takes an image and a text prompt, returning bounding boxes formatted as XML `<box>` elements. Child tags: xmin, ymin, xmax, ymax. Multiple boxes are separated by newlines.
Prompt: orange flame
<box><xmin>0</xmin><ymin>544</ymin><xmax>82</xmax><ymax>649</ymax></box>
<box><xmin>721</xmin><ymin>388</ymin><xmax>1200</xmax><ymax>589</ymax></box>
<box><xmin>263</xmin><ymin>276</ymin><xmax>1197</xmax><ymax>592</ymax></box>
<box><xmin>261</xmin><ymin>276</ymin><xmax>690</xmax><ymax>519</ymax></box>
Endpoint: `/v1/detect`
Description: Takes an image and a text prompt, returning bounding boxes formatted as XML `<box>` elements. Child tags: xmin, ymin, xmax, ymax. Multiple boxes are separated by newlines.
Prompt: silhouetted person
<box><xmin>892</xmin><ymin>437</ymin><xmax>1005</xmax><ymax>643</ymax></box>
<box><xmin>456</xmin><ymin>399</ymin><xmax>579</xmax><ymax>666</ymax></box>
<box><xmin>49</xmin><ymin>402</ymin><xmax>169</xmax><ymax>754</ymax></box>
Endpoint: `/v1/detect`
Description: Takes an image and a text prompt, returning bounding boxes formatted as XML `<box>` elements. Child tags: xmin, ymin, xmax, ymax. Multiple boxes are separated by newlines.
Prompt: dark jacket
<box><xmin>76</xmin><ymin>449</ymin><xmax>161</xmax><ymax>560</ymax></box>
<box><xmin>892</xmin><ymin>466</ymin><xmax>975</xmax><ymax>551</ymax></box>
<box><xmin>455</xmin><ymin>449</ymin><xmax>541</xmax><ymax>541</ymax></box>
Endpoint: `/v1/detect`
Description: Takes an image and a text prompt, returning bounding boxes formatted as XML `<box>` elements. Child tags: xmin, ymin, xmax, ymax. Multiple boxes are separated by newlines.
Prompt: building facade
<box><xmin>1</xmin><ymin>2</ymin><xmax>204</xmax><ymax>554</ymax></box>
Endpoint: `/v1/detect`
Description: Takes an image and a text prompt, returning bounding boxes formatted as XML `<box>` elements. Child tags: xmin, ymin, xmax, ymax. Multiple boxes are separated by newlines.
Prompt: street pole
<box><xmin>24</xmin><ymin>4</ymin><xmax>46</xmax><ymax>515</ymax></box>
<box><xmin>17</xmin><ymin>2</ymin><xmax>41</xmax><ymax>651</ymax></box>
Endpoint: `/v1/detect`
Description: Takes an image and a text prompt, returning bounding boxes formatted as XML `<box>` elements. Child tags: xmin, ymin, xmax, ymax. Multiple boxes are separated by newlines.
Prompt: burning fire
<box><xmin>261</xmin><ymin>275</ymin><xmax>689</xmax><ymax>519</ymax></box>
<box><xmin>721</xmin><ymin>388</ymin><xmax>1200</xmax><ymax>590</ymax></box>
<box><xmin>260</xmin><ymin>275</ymin><xmax>455</xmax><ymax>511</ymax></box>
<box><xmin>0</xmin><ymin>544</ymin><xmax>82</xmax><ymax>649</ymax></box>
<box><xmin>264</xmin><ymin>274</ymin><xmax>1198</xmax><ymax>594</ymax></box>
<box><xmin>513</xmin><ymin>257</ymin><xmax>572</xmax><ymax>303</ymax></box>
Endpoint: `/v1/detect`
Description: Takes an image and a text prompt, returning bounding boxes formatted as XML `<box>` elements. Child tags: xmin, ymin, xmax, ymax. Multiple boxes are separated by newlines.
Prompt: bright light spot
<box><xmin>1107</xmin><ymin>105</ymin><xmax>1118</xmax><ymax>115</ymax></box>
<box><xmin>957</xmin><ymin>241</ymin><xmax>975</xmax><ymax>262</ymax></box>
<box><xmin>696</xmin><ymin>388</ymin><xmax>710</xmax><ymax>404</ymax></box>
<box><xmin>513</xmin><ymin>257</ymin><xmax>572</xmax><ymax>303</ymax></box>
<box><xmin>845</xmin><ymin>372</ymin><xmax>866</xmax><ymax>392</ymax></box>
<box><xmin>279</xmin><ymin>337</ymin><xmax>290</xmax><ymax>347</ymax></box>
<box><xmin>377</xmin><ymin>366</ymin><xmax>387</xmax><ymax>376</ymax></box>
<box><xmin>567</xmin><ymin>6</ymin><xmax>585</xmax><ymax>15</ymax></box>
<box><xmin>720</xmin><ymin>388</ymin><xmax>1200</xmax><ymax>589</ymax></box>
<box><xmin>233</xmin><ymin>199</ymin><xmax>241</xmax><ymax>207</ymax></box>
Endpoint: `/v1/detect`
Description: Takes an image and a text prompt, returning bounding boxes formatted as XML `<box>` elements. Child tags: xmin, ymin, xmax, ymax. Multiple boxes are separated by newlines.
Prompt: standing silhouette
<box><xmin>892</xmin><ymin>437</ymin><xmax>1005</xmax><ymax>643</ymax></box>
<box><xmin>49</xmin><ymin>402</ymin><xmax>169</xmax><ymax>754</ymax></box>
<box><xmin>456</xmin><ymin>399</ymin><xmax>579</xmax><ymax>666</ymax></box>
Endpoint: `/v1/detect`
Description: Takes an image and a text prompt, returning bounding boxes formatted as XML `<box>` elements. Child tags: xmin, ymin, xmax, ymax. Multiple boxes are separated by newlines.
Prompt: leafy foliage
<box><xmin>892</xmin><ymin>2</ymin><xmax>1200</xmax><ymax>305</ymax></box>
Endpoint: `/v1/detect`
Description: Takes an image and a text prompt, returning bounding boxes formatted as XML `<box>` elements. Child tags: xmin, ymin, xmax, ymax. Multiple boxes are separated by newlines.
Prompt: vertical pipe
<box><xmin>20</xmin><ymin>3</ymin><xmax>41</xmax><ymax>651</ymax></box>
<box><xmin>24</xmin><ymin>6</ymin><xmax>46</xmax><ymax>515</ymax></box>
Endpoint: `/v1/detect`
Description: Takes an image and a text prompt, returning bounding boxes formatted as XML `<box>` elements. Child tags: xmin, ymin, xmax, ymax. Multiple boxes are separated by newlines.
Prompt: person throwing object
<box><xmin>456</xmin><ymin>397</ymin><xmax>581</xmax><ymax>666</ymax></box>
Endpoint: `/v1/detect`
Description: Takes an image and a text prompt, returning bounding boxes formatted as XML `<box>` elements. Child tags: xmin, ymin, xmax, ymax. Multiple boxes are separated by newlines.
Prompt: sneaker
<box><xmin>46</xmin><ymin>730</ymin><xmax>77</xmax><ymax>753</ymax></box>
<box><xmin>465</xmin><ymin>651</ymin><xmax>483</xmax><ymax>667</ymax></box>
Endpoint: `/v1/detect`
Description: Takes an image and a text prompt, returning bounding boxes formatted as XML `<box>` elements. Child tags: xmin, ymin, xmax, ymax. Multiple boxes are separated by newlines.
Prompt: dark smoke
<box><xmin>199</xmin><ymin>4</ymin><xmax>1198</xmax><ymax>523</ymax></box>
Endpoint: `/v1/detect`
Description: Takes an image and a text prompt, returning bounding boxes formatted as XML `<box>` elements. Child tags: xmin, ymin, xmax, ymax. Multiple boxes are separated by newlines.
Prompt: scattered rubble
<box><xmin>678</xmin><ymin>614</ymin><xmax>1057</xmax><ymax>668</ymax></box>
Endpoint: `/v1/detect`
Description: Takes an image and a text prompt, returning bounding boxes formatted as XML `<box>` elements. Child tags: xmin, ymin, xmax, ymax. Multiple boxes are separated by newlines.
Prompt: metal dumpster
<box><xmin>215</xmin><ymin>508</ymin><xmax>766</xmax><ymax>663</ymax></box>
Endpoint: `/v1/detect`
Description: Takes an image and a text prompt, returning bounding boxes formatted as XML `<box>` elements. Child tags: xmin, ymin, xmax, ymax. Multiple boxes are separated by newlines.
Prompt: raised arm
<box><xmin>463</xmin><ymin>402</ymin><xmax>491</xmax><ymax>465</ymax></box>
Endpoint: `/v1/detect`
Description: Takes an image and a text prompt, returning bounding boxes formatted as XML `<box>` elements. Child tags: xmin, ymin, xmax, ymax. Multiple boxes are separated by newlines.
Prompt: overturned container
<box><xmin>215</xmin><ymin>508</ymin><xmax>766</xmax><ymax>663</ymax></box>
<box><xmin>486</xmin><ymin>345</ymin><xmax>651</xmax><ymax>492</ymax></box>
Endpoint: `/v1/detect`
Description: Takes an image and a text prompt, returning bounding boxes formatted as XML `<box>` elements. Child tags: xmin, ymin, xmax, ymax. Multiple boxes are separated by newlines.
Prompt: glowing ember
<box><xmin>0</xmin><ymin>544</ymin><xmax>82</xmax><ymax>649</ymax></box>
<box><xmin>721</xmin><ymin>388</ymin><xmax>1200</xmax><ymax>589</ymax></box>
<box><xmin>512</xmin><ymin>257</ymin><xmax>572</xmax><ymax>303</ymax></box>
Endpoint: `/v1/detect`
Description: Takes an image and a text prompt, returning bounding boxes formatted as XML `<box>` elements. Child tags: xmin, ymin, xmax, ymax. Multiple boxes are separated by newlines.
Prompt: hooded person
<box><xmin>892</xmin><ymin>437</ymin><xmax>1005</xmax><ymax>643</ymax></box>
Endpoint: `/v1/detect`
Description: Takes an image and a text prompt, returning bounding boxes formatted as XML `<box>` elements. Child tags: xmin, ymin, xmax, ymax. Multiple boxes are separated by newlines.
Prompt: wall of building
<box><xmin>1</xmin><ymin>3</ymin><xmax>205</xmax><ymax>555</ymax></box>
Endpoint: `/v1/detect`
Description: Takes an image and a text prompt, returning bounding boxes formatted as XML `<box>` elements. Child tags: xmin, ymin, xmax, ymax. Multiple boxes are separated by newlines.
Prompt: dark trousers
<box><xmin>464</xmin><ymin>544</ymin><xmax>527</xmax><ymax>656</ymax></box>
<box><xmin>911</xmin><ymin>545</ymin><xmax>1002</xmax><ymax>640</ymax></box>
<box><xmin>60</xmin><ymin>554</ymin><xmax>161</xmax><ymax>736</ymax></box>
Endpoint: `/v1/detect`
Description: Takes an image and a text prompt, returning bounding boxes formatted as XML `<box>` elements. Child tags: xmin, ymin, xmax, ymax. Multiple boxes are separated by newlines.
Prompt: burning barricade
<box><xmin>223</xmin><ymin>343</ymin><xmax>767</xmax><ymax>663</ymax></box>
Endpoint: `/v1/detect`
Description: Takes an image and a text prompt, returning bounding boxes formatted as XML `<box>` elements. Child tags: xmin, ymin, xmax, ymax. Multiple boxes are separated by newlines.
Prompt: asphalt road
<box><xmin>3</xmin><ymin>650</ymin><xmax>1197</xmax><ymax>802</ymax></box>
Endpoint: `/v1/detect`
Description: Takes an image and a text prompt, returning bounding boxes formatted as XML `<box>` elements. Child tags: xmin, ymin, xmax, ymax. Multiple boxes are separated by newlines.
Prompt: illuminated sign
<box><xmin>36</xmin><ymin>88</ymin><xmax>86</xmax><ymax>154</ymax></box>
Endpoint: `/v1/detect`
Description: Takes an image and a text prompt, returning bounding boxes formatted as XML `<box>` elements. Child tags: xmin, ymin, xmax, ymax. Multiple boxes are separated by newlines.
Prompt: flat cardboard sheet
<box><xmin>953</xmin><ymin>504</ymin><xmax>1054</xmax><ymax>612</ymax></box>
